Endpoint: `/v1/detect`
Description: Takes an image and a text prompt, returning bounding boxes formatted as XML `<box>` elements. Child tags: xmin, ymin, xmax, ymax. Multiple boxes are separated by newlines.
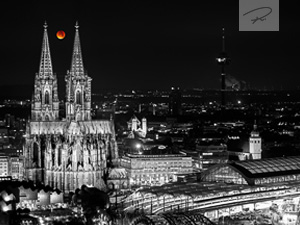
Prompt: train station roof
<box><xmin>230</xmin><ymin>156</ymin><xmax>300</xmax><ymax>178</ymax></box>
<box><xmin>198</xmin><ymin>156</ymin><xmax>300</xmax><ymax>186</ymax></box>
<box><xmin>129</xmin><ymin>210</ymin><xmax>216</xmax><ymax>225</ymax></box>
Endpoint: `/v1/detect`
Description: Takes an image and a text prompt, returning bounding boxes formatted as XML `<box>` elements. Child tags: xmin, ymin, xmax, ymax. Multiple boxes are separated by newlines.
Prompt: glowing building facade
<box><xmin>120</xmin><ymin>153</ymin><xmax>193</xmax><ymax>187</ymax></box>
<box><xmin>125</xmin><ymin>156</ymin><xmax>300</xmax><ymax>218</ymax></box>
<box><xmin>0</xmin><ymin>156</ymin><xmax>23</xmax><ymax>180</ymax></box>
<box><xmin>24</xmin><ymin>22</ymin><xmax>118</xmax><ymax>192</ymax></box>
<box><xmin>249</xmin><ymin>123</ymin><xmax>262</xmax><ymax>160</ymax></box>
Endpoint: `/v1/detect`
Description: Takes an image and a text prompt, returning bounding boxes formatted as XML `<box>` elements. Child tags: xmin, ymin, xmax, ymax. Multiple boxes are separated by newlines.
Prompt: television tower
<box><xmin>216</xmin><ymin>28</ymin><xmax>231</xmax><ymax>108</ymax></box>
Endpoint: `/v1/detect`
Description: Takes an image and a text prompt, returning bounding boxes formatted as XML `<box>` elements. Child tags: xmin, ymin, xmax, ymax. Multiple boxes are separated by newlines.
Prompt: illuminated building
<box><xmin>142</xmin><ymin>117</ymin><xmax>147</xmax><ymax>135</ymax></box>
<box><xmin>200</xmin><ymin>156</ymin><xmax>300</xmax><ymax>185</ymax></box>
<box><xmin>18</xmin><ymin>182</ymin><xmax>64</xmax><ymax>209</ymax></box>
<box><xmin>1</xmin><ymin>180</ymin><xmax>64</xmax><ymax>210</ymax></box>
<box><xmin>24</xmin><ymin>22</ymin><xmax>118</xmax><ymax>192</ymax></box>
<box><xmin>10</xmin><ymin>156</ymin><xmax>23</xmax><ymax>180</ymax></box>
<box><xmin>120</xmin><ymin>153</ymin><xmax>193</xmax><ymax>187</ymax></box>
<box><xmin>127</xmin><ymin>115</ymin><xmax>147</xmax><ymax>137</ymax></box>
<box><xmin>0</xmin><ymin>156</ymin><xmax>23</xmax><ymax>180</ymax></box>
<box><xmin>195</xmin><ymin>143</ymin><xmax>228</xmax><ymax>170</ymax></box>
<box><xmin>0</xmin><ymin>156</ymin><xmax>8</xmax><ymax>176</ymax></box>
<box><xmin>125</xmin><ymin>156</ymin><xmax>300</xmax><ymax>218</ymax></box>
<box><xmin>107</xmin><ymin>167</ymin><xmax>128</xmax><ymax>190</ymax></box>
<box><xmin>249</xmin><ymin>122</ymin><xmax>262</xmax><ymax>160</ymax></box>
<box><xmin>0</xmin><ymin>184</ymin><xmax>18</xmax><ymax>212</ymax></box>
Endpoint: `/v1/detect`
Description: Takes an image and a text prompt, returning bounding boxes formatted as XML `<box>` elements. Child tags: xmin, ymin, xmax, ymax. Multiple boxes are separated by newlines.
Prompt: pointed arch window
<box><xmin>76</xmin><ymin>90</ymin><xmax>81</xmax><ymax>105</ymax></box>
<box><xmin>45</xmin><ymin>90</ymin><xmax>50</xmax><ymax>105</ymax></box>
<box><xmin>58</xmin><ymin>147</ymin><xmax>62</xmax><ymax>166</ymax></box>
<box><xmin>33</xmin><ymin>142</ymin><xmax>39</xmax><ymax>164</ymax></box>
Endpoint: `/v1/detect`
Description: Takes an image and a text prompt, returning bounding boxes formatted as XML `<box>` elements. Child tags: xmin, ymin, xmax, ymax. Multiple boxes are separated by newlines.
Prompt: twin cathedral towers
<box><xmin>32</xmin><ymin>21</ymin><xmax>91</xmax><ymax>122</ymax></box>
<box><xmin>25</xmin><ymin>22</ymin><xmax>118</xmax><ymax>192</ymax></box>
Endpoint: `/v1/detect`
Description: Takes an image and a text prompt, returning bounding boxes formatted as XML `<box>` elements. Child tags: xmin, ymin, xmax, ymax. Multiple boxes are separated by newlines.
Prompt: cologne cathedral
<box><xmin>24</xmin><ymin>22</ymin><xmax>118</xmax><ymax>192</ymax></box>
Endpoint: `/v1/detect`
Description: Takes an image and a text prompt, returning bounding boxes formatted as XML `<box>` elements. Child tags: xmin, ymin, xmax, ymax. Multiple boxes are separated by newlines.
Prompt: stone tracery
<box><xmin>25</xmin><ymin>22</ymin><xmax>118</xmax><ymax>192</ymax></box>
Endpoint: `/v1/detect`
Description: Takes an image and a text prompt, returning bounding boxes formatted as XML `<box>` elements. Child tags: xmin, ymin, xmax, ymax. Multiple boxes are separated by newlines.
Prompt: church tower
<box><xmin>31</xmin><ymin>22</ymin><xmax>59</xmax><ymax>121</ymax></box>
<box><xmin>65</xmin><ymin>22</ymin><xmax>92</xmax><ymax>121</ymax></box>
<box><xmin>249</xmin><ymin>122</ymin><xmax>262</xmax><ymax>159</ymax></box>
<box><xmin>142</xmin><ymin>117</ymin><xmax>147</xmax><ymax>135</ymax></box>
<box><xmin>25</xmin><ymin>22</ymin><xmax>119</xmax><ymax>192</ymax></box>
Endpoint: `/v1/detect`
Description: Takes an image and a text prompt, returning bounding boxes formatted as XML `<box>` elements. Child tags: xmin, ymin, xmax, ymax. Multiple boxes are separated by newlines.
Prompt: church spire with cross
<box><xmin>25</xmin><ymin>21</ymin><xmax>118</xmax><ymax>193</ymax></box>
<box><xmin>66</xmin><ymin>21</ymin><xmax>92</xmax><ymax>121</ymax></box>
<box><xmin>31</xmin><ymin>21</ymin><xmax>59</xmax><ymax>121</ymax></box>
<box><xmin>38</xmin><ymin>21</ymin><xmax>54</xmax><ymax>78</ymax></box>
<box><xmin>70</xmin><ymin>21</ymin><xmax>85</xmax><ymax>78</ymax></box>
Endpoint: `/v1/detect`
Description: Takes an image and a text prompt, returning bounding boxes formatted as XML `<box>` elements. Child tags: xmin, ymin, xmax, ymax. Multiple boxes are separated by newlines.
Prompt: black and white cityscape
<box><xmin>1</xmin><ymin>1</ymin><xmax>299</xmax><ymax>225</ymax></box>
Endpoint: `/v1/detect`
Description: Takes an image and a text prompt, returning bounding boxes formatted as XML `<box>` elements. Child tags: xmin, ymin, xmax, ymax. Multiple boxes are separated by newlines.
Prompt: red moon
<box><xmin>56</xmin><ymin>30</ymin><xmax>65</xmax><ymax>40</ymax></box>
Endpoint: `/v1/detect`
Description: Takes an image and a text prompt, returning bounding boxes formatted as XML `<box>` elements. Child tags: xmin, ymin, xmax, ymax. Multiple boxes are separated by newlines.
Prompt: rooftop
<box><xmin>124</xmin><ymin>153</ymin><xmax>190</xmax><ymax>159</ymax></box>
<box><xmin>230</xmin><ymin>156</ymin><xmax>300</xmax><ymax>178</ymax></box>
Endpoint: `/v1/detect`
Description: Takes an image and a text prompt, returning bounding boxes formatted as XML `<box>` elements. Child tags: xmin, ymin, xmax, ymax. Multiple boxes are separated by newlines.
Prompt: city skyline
<box><xmin>0</xmin><ymin>1</ymin><xmax>297</xmax><ymax>91</ymax></box>
<box><xmin>3</xmin><ymin>2</ymin><xmax>300</xmax><ymax>225</ymax></box>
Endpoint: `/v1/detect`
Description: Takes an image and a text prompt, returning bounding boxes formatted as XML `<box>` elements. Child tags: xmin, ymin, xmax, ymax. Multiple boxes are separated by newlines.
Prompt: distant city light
<box><xmin>2</xmin><ymin>205</ymin><xmax>9</xmax><ymax>212</ymax></box>
<box><xmin>216</xmin><ymin>57</ymin><xmax>226</xmax><ymax>63</ymax></box>
<box><xmin>136</xmin><ymin>143</ymin><xmax>142</xmax><ymax>149</ymax></box>
<box><xmin>2</xmin><ymin>194</ymin><xmax>12</xmax><ymax>201</ymax></box>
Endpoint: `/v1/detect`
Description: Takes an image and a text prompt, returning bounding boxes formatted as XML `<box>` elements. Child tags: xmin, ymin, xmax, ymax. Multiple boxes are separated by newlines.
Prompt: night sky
<box><xmin>0</xmin><ymin>1</ymin><xmax>298</xmax><ymax>92</ymax></box>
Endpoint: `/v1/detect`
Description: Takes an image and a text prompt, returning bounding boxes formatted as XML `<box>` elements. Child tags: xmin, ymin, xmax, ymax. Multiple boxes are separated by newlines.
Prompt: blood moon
<box><xmin>56</xmin><ymin>30</ymin><xmax>65</xmax><ymax>40</ymax></box>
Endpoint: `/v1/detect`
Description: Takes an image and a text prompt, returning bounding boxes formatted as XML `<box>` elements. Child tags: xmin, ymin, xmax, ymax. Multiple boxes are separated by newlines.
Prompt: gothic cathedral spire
<box><xmin>65</xmin><ymin>21</ymin><xmax>92</xmax><ymax>121</ymax></box>
<box><xmin>70</xmin><ymin>21</ymin><xmax>85</xmax><ymax>77</ymax></box>
<box><xmin>39</xmin><ymin>21</ymin><xmax>53</xmax><ymax>78</ymax></box>
<box><xmin>31</xmin><ymin>21</ymin><xmax>59</xmax><ymax>121</ymax></box>
<box><xmin>26</xmin><ymin>21</ymin><xmax>118</xmax><ymax>192</ymax></box>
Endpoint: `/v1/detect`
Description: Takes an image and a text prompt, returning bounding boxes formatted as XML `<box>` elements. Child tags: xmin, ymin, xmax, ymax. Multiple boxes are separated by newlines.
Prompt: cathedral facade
<box><xmin>24</xmin><ymin>22</ymin><xmax>118</xmax><ymax>192</ymax></box>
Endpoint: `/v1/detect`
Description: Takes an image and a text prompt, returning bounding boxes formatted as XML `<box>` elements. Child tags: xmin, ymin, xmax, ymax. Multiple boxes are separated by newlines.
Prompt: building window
<box><xmin>33</xmin><ymin>142</ymin><xmax>39</xmax><ymax>164</ymax></box>
<box><xmin>58</xmin><ymin>147</ymin><xmax>62</xmax><ymax>166</ymax></box>
<box><xmin>76</xmin><ymin>90</ymin><xmax>81</xmax><ymax>105</ymax></box>
<box><xmin>45</xmin><ymin>90</ymin><xmax>50</xmax><ymax>104</ymax></box>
